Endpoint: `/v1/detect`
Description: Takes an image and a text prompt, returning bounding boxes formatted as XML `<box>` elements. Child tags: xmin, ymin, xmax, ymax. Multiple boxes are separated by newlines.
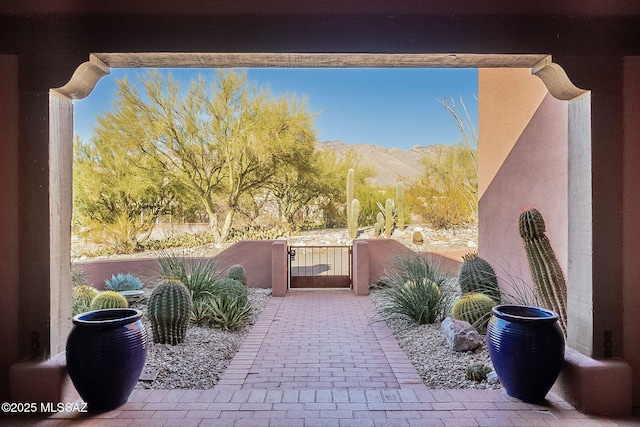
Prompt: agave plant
<box><xmin>207</xmin><ymin>295</ymin><xmax>252</xmax><ymax>330</ymax></box>
<box><xmin>104</xmin><ymin>273</ymin><xmax>143</xmax><ymax>292</ymax></box>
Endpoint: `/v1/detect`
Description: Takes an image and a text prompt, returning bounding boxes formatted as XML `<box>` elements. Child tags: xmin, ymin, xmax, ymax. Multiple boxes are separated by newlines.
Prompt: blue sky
<box><xmin>73</xmin><ymin>68</ymin><xmax>478</xmax><ymax>150</ymax></box>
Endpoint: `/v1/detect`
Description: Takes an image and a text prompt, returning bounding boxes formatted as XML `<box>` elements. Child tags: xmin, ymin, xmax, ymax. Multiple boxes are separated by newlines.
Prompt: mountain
<box><xmin>317</xmin><ymin>140</ymin><xmax>443</xmax><ymax>187</ymax></box>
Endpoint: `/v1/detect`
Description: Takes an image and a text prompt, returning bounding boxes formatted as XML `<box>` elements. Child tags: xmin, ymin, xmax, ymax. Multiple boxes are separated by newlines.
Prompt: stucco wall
<box><xmin>622</xmin><ymin>56</ymin><xmax>640</xmax><ymax>403</ymax></box>
<box><xmin>478</xmin><ymin>68</ymin><xmax>568</xmax><ymax>300</ymax></box>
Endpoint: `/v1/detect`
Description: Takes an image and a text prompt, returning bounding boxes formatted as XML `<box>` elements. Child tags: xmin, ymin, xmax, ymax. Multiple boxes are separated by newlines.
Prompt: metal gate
<box><xmin>288</xmin><ymin>245</ymin><xmax>352</xmax><ymax>289</ymax></box>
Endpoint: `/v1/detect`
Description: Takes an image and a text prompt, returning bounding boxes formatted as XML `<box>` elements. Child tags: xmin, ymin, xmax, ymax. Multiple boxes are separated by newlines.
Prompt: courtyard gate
<box><xmin>288</xmin><ymin>245</ymin><xmax>352</xmax><ymax>289</ymax></box>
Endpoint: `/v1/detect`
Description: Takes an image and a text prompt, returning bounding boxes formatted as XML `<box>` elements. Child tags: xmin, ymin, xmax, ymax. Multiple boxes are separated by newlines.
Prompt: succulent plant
<box><xmin>519</xmin><ymin>208</ymin><xmax>568</xmax><ymax>335</ymax></box>
<box><xmin>348</xmin><ymin>198</ymin><xmax>360</xmax><ymax>239</ymax></box>
<box><xmin>458</xmin><ymin>252</ymin><xmax>501</xmax><ymax>303</ymax></box>
<box><xmin>385</xmin><ymin>198</ymin><xmax>394</xmax><ymax>238</ymax></box>
<box><xmin>451</xmin><ymin>292</ymin><xmax>495</xmax><ymax>332</ymax></box>
<box><xmin>89</xmin><ymin>291</ymin><xmax>129</xmax><ymax>310</ymax></box>
<box><xmin>148</xmin><ymin>279</ymin><xmax>192</xmax><ymax>345</ymax></box>
<box><xmin>72</xmin><ymin>285</ymin><xmax>100</xmax><ymax>315</ymax></box>
<box><xmin>104</xmin><ymin>272</ymin><xmax>143</xmax><ymax>292</ymax></box>
<box><xmin>226</xmin><ymin>264</ymin><xmax>247</xmax><ymax>286</ymax></box>
<box><xmin>466</xmin><ymin>363</ymin><xmax>492</xmax><ymax>382</ymax></box>
<box><xmin>212</xmin><ymin>277</ymin><xmax>248</xmax><ymax>305</ymax></box>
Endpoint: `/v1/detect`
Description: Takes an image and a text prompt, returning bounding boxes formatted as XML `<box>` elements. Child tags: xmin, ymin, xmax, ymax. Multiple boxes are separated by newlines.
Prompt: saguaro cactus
<box><xmin>385</xmin><ymin>198</ymin><xmax>394</xmax><ymax>238</ymax></box>
<box><xmin>396</xmin><ymin>182</ymin><xmax>405</xmax><ymax>231</ymax></box>
<box><xmin>519</xmin><ymin>208</ymin><xmax>568</xmax><ymax>335</ymax></box>
<box><xmin>348</xmin><ymin>198</ymin><xmax>360</xmax><ymax>239</ymax></box>
<box><xmin>148</xmin><ymin>279</ymin><xmax>193</xmax><ymax>344</ymax></box>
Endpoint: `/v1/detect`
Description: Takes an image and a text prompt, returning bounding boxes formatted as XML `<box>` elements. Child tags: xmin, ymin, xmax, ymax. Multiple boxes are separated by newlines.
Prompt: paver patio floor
<box><xmin>8</xmin><ymin>290</ymin><xmax>640</xmax><ymax>426</ymax></box>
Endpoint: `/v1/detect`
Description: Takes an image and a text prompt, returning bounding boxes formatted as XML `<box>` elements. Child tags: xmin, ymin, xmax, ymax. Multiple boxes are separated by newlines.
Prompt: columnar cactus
<box><xmin>458</xmin><ymin>252</ymin><xmax>501</xmax><ymax>303</ymax></box>
<box><xmin>346</xmin><ymin>168</ymin><xmax>355</xmax><ymax>237</ymax></box>
<box><xmin>148</xmin><ymin>279</ymin><xmax>193</xmax><ymax>345</ymax></box>
<box><xmin>519</xmin><ymin>208</ymin><xmax>568</xmax><ymax>335</ymax></box>
<box><xmin>226</xmin><ymin>264</ymin><xmax>247</xmax><ymax>286</ymax></box>
<box><xmin>385</xmin><ymin>198</ymin><xmax>394</xmax><ymax>238</ymax></box>
<box><xmin>89</xmin><ymin>291</ymin><xmax>129</xmax><ymax>310</ymax></box>
<box><xmin>396</xmin><ymin>182</ymin><xmax>405</xmax><ymax>231</ymax></box>
<box><xmin>348</xmin><ymin>198</ymin><xmax>360</xmax><ymax>239</ymax></box>
<box><xmin>451</xmin><ymin>292</ymin><xmax>495</xmax><ymax>332</ymax></box>
<box><xmin>375</xmin><ymin>212</ymin><xmax>385</xmax><ymax>237</ymax></box>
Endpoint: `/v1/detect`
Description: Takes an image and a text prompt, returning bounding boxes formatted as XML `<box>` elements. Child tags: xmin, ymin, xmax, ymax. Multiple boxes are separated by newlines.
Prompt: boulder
<box><xmin>441</xmin><ymin>317</ymin><xmax>484</xmax><ymax>352</ymax></box>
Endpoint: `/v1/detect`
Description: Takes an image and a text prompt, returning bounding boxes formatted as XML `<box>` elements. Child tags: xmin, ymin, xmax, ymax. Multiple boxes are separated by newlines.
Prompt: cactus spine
<box><xmin>90</xmin><ymin>291</ymin><xmax>129</xmax><ymax>310</ymax></box>
<box><xmin>348</xmin><ymin>198</ymin><xmax>360</xmax><ymax>239</ymax></box>
<box><xmin>226</xmin><ymin>264</ymin><xmax>247</xmax><ymax>286</ymax></box>
<box><xmin>519</xmin><ymin>208</ymin><xmax>567</xmax><ymax>335</ymax></box>
<box><xmin>346</xmin><ymin>168</ymin><xmax>355</xmax><ymax>238</ymax></box>
<box><xmin>385</xmin><ymin>198</ymin><xmax>394</xmax><ymax>238</ymax></box>
<box><xmin>458</xmin><ymin>252</ymin><xmax>501</xmax><ymax>303</ymax></box>
<box><xmin>396</xmin><ymin>182</ymin><xmax>405</xmax><ymax>231</ymax></box>
<box><xmin>451</xmin><ymin>292</ymin><xmax>495</xmax><ymax>332</ymax></box>
<box><xmin>148</xmin><ymin>279</ymin><xmax>193</xmax><ymax>345</ymax></box>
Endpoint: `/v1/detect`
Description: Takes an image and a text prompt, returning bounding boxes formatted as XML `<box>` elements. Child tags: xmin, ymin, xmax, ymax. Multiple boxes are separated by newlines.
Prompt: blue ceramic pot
<box><xmin>487</xmin><ymin>304</ymin><xmax>565</xmax><ymax>403</ymax></box>
<box><xmin>66</xmin><ymin>308</ymin><xmax>148</xmax><ymax>411</ymax></box>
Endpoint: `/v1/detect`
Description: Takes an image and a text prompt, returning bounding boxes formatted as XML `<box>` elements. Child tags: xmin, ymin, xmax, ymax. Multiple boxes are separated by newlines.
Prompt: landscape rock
<box><xmin>441</xmin><ymin>317</ymin><xmax>484</xmax><ymax>352</ymax></box>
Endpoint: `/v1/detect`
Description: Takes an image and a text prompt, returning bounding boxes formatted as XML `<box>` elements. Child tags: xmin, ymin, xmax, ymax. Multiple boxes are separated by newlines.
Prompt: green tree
<box><xmin>94</xmin><ymin>69</ymin><xmax>317</xmax><ymax>242</ymax></box>
<box><xmin>73</xmin><ymin>135</ymin><xmax>175</xmax><ymax>253</ymax></box>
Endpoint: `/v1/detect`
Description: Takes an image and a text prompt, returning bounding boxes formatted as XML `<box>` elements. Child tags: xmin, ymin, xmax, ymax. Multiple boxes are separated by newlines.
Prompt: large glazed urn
<box><xmin>66</xmin><ymin>308</ymin><xmax>148</xmax><ymax>411</ymax></box>
<box><xmin>487</xmin><ymin>304</ymin><xmax>565</xmax><ymax>403</ymax></box>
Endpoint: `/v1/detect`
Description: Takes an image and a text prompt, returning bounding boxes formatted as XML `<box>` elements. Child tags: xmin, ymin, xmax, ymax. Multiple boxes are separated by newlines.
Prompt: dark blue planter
<box><xmin>487</xmin><ymin>304</ymin><xmax>565</xmax><ymax>403</ymax></box>
<box><xmin>66</xmin><ymin>308</ymin><xmax>148</xmax><ymax>411</ymax></box>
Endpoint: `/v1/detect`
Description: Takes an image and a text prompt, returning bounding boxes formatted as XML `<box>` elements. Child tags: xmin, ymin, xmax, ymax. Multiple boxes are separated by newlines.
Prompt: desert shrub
<box><xmin>156</xmin><ymin>250</ymin><xmax>221</xmax><ymax>302</ymax></box>
<box><xmin>104</xmin><ymin>273</ymin><xmax>143</xmax><ymax>292</ymax></box>
<box><xmin>141</xmin><ymin>232</ymin><xmax>218</xmax><ymax>252</ymax></box>
<box><xmin>378</xmin><ymin>254</ymin><xmax>455</xmax><ymax>324</ymax></box>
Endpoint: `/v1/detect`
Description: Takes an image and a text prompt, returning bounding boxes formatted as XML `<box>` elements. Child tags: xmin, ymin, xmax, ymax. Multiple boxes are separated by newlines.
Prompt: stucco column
<box><xmin>352</xmin><ymin>240</ymin><xmax>370</xmax><ymax>296</ymax></box>
<box><xmin>271</xmin><ymin>239</ymin><xmax>288</xmax><ymax>297</ymax></box>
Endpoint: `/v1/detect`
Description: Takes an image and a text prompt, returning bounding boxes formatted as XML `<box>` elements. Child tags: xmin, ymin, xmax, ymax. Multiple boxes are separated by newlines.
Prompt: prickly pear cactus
<box><xmin>148</xmin><ymin>279</ymin><xmax>192</xmax><ymax>345</ymax></box>
<box><xmin>89</xmin><ymin>291</ymin><xmax>129</xmax><ymax>310</ymax></box>
<box><xmin>519</xmin><ymin>208</ymin><xmax>568</xmax><ymax>335</ymax></box>
<box><xmin>458</xmin><ymin>252</ymin><xmax>501</xmax><ymax>303</ymax></box>
<box><xmin>451</xmin><ymin>292</ymin><xmax>495</xmax><ymax>332</ymax></box>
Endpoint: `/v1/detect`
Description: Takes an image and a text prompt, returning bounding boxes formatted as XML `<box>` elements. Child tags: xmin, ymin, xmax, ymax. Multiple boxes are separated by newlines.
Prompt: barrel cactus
<box><xmin>519</xmin><ymin>207</ymin><xmax>568</xmax><ymax>335</ymax></box>
<box><xmin>89</xmin><ymin>291</ymin><xmax>129</xmax><ymax>310</ymax></box>
<box><xmin>148</xmin><ymin>279</ymin><xmax>193</xmax><ymax>345</ymax></box>
<box><xmin>226</xmin><ymin>264</ymin><xmax>247</xmax><ymax>286</ymax></box>
<box><xmin>458</xmin><ymin>252</ymin><xmax>501</xmax><ymax>303</ymax></box>
<box><xmin>451</xmin><ymin>292</ymin><xmax>495</xmax><ymax>332</ymax></box>
<box><xmin>72</xmin><ymin>285</ymin><xmax>100</xmax><ymax>315</ymax></box>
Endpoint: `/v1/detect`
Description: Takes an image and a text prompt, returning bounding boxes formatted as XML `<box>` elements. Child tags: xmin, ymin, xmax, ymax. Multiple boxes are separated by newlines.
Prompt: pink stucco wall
<box><xmin>478</xmin><ymin>68</ymin><xmax>568</xmax><ymax>298</ymax></box>
<box><xmin>77</xmin><ymin>240</ymin><xmax>276</xmax><ymax>290</ymax></box>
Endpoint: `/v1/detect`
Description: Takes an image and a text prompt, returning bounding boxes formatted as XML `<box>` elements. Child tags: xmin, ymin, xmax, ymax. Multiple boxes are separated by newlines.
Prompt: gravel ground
<box><xmin>134</xmin><ymin>286</ymin><xmax>500</xmax><ymax>390</ymax></box>
<box><xmin>135</xmin><ymin>288</ymin><xmax>271</xmax><ymax>390</ymax></box>
<box><xmin>369</xmin><ymin>290</ymin><xmax>501</xmax><ymax>390</ymax></box>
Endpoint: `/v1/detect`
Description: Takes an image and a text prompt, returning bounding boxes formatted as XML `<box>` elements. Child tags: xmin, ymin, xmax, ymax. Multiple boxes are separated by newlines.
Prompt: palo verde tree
<box><xmin>94</xmin><ymin>69</ymin><xmax>317</xmax><ymax>242</ymax></box>
<box><xmin>73</xmin><ymin>134</ymin><xmax>176</xmax><ymax>253</ymax></box>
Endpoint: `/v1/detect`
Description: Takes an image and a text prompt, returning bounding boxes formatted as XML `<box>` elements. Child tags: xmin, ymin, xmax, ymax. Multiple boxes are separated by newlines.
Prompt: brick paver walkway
<box><xmin>9</xmin><ymin>290</ymin><xmax>640</xmax><ymax>426</ymax></box>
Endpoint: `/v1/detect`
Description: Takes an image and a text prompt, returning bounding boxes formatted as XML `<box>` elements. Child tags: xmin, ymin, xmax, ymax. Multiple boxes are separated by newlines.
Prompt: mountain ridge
<box><xmin>317</xmin><ymin>140</ymin><xmax>446</xmax><ymax>187</ymax></box>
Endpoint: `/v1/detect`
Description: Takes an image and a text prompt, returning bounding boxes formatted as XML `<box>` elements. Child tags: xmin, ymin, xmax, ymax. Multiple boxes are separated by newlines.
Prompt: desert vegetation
<box><xmin>73</xmin><ymin>69</ymin><xmax>478</xmax><ymax>256</ymax></box>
